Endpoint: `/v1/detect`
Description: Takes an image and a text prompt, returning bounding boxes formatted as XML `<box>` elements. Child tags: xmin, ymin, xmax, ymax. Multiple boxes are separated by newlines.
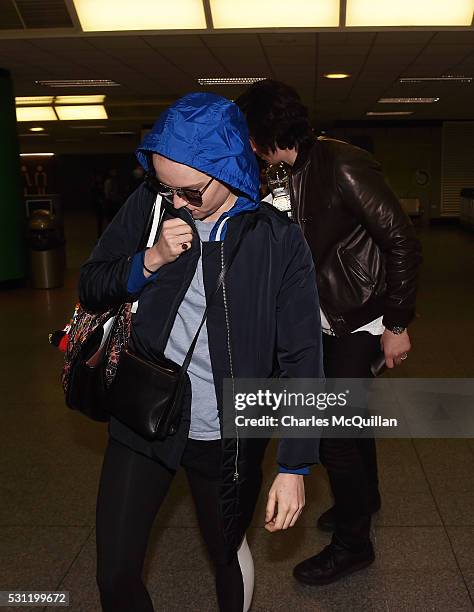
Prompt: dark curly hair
<box><xmin>235</xmin><ymin>79</ymin><xmax>314</xmax><ymax>153</ymax></box>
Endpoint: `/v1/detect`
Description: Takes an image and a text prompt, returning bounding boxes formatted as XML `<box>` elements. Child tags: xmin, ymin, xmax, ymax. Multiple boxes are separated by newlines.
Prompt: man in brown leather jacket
<box><xmin>237</xmin><ymin>80</ymin><xmax>422</xmax><ymax>586</ymax></box>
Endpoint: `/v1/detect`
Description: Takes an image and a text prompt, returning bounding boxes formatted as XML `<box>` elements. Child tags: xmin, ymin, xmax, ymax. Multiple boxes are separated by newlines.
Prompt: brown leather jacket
<box><xmin>290</xmin><ymin>137</ymin><xmax>422</xmax><ymax>336</ymax></box>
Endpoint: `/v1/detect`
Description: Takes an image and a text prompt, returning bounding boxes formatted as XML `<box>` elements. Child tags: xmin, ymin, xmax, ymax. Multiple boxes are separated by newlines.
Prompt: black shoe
<box><xmin>317</xmin><ymin>496</ymin><xmax>382</xmax><ymax>533</ymax></box>
<box><xmin>293</xmin><ymin>541</ymin><xmax>375</xmax><ymax>586</ymax></box>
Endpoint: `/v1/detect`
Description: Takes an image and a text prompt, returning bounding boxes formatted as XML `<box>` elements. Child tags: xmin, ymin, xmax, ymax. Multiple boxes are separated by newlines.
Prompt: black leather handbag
<box><xmin>104</xmin><ymin>222</ymin><xmax>249</xmax><ymax>442</ymax></box>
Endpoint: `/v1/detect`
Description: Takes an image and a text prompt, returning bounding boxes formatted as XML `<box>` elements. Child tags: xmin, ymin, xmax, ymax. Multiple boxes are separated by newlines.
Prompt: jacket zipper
<box><xmin>221</xmin><ymin>241</ymin><xmax>239</xmax><ymax>483</ymax></box>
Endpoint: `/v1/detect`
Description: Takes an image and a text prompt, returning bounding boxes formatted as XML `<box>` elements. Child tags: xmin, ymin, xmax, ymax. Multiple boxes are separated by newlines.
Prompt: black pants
<box><xmin>96</xmin><ymin>437</ymin><xmax>248</xmax><ymax>612</ymax></box>
<box><xmin>320</xmin><ymin>331</ymin><xmax>382</xmax><ymax>551</ymax></box>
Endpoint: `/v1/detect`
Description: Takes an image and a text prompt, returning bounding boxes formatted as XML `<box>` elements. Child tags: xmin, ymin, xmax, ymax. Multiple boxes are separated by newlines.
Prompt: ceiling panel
<box><xmin>319</xmin><ymin>32</ymin><xmax>375</xmax><ymax>46</ymax></box>
<box><xmin>157</xmin><ymin>46</ymin><xmax>228</xmax><ymax>76</ymax></box>
<box><xmin>202</xmin><ymin>33</ymin><xmax>260</xmax><ymax>48</ymax></box>
<box><xmin>260</xmin><ymin>33</ymin><xmax>316</xmax><ymax>47</ymax></box>
<box><xmin>142</xmin><ymin>34</ymin><xmax>205</xmax><ymax>48</ymax></box>
<box><xmin>88</xmin><ymin>36</ymin><xmax>152</xmax><ymax>50</ymax></box>
<box><xmin>211</xmin><ymin>47</ymin><xmax>271</xmax><ymax>76</ymax></box>
<box><xmin>1</xmin><ymin>27</ymin><xmax>472</xmax><ymax>132</ymax></box>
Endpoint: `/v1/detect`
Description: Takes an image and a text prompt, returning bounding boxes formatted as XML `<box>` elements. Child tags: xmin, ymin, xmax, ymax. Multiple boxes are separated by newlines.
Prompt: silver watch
<box><xmin>389</xmin><ymin>325</ymin><xmax>406</xmax><ymax>335</ymax></box>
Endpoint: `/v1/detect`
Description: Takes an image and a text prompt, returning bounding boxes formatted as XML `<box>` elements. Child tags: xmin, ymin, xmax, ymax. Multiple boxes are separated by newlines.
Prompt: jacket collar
<box><xmin>291</xmin><ymin>139</ymin><xmax>318</xmax><ymax>174</ymax></box>
<box><xmin>162</xmin><ymin>195</ymin><xmax>258</xmax><ymax>242</ymax></box>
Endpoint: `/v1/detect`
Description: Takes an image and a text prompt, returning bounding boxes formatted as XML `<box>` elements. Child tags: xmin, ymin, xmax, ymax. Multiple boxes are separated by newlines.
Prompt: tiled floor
<box><xmin>1</xmin><ymin>213</ymin><xmax>473</xmax><ymax>611</ymax></box>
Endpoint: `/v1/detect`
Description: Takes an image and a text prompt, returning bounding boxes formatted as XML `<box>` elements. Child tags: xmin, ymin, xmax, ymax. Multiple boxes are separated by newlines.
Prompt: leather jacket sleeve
<box><xmin>335</xmin><ymin>148</ymin><xmax>422</xmax><ymax>330</ymax></box>
<box><xmin>79</xmin><ymin>185</ymin><xmax>153</xmax><ymax>312</ymax></box>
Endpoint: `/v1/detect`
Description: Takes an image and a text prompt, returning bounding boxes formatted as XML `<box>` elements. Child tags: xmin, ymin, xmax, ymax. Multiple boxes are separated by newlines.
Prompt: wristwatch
<box><xmin>389</xmin><ymin>325</ymin><xmax>406</xmax><ymax>335</ymax></box>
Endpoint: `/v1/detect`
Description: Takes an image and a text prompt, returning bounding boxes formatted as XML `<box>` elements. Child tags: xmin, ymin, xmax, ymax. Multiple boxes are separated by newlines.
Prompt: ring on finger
<box><xmin>400</xmin><ymin>352</ymin><xmax>408</xmax><ymax>360</ymax></box>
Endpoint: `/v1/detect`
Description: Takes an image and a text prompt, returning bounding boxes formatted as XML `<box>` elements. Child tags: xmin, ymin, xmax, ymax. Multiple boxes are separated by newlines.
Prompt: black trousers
<box><xmin>320</xmin><ymin>331</ymin><xmax>382</xmax><ymax>551</ymax></box>
<box><xmin>96</xmin><ymin>436</ymin><xmax>247</xmax><ymax>612</ymax></box>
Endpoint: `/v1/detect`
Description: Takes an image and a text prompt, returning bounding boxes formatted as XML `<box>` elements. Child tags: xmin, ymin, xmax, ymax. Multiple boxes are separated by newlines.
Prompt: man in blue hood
<box><xmin>79</xmin><ymin>93</ymin><xmax>323</xmax><ymax>612</ymax></box>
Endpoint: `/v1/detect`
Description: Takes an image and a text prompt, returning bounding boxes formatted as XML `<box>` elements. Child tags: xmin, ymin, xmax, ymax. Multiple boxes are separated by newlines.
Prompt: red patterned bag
<box><xmin>60</xmin><ymin>302</ymin><xmax>132</xmax><ymax>422</ymax></box>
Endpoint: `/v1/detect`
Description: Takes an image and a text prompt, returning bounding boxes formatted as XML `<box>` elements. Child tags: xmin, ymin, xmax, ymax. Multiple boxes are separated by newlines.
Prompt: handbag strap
<box><xmin>178</xmin><ymin>218</ymin><xmax>251</xmax><ymax>378</ymax></box>
<box><xmin>100</xmin><ymin>189</ymin><xmax>162</xmax><ymax>354</ymax></box>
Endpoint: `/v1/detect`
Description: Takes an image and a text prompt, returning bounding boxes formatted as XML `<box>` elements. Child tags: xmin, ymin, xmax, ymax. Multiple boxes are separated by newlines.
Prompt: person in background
<box><xmin>103</xmin><ymin>168</ymin><xmax>123</xmax><ymax>224</ymax></box>
<box><xmin>237</xmin><ymin>79</ymin><xmax>422</xmax><ymax>586</ymax></box>
<box><xmin>79</xmin><ymin>92</ymin><xmax>323</xmax><ymax>611</ymax></box>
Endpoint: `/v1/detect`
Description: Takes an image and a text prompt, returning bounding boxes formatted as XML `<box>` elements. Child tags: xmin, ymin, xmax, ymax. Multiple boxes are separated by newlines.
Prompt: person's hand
<box><xmin>144</xmin><ymin>218</ymin><xmax>193</xmax><ymax>274</ymax></box>
<box><xmin>381</xmin><ymin>329</ymin><xmax>411</xmax><ymax>368</ymax></box>
<box><xmin>265</xmin><ymin>473</ymin><xmax>305</xmax><ymax>532</ymax></box>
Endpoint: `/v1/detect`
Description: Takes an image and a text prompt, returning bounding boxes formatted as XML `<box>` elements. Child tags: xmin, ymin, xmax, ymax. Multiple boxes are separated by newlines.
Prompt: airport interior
<box><xmin>1</xmin><ymin>1</ymin><xmax>474</xmax><ymax>611</ymax></box>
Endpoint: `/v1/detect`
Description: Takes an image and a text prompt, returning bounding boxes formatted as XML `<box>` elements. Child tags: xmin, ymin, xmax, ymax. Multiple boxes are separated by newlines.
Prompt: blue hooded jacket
<box><xmin>136</xmin><ymin>92</ymin><xmax>260</xmax><ymax>241</ymax></box>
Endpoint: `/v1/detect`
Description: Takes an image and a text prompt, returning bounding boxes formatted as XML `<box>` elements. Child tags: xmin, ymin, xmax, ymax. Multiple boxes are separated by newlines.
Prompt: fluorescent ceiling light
<box><xmin>366</xmin><ymin>111</ymin><xmax>414</xmax><ymax>116</ymax></box>
<box><xmin>324</xmin><ymin>73</ymin><xmax>351</xmax><ymax>79</ymax></box>
<box><xmin>35</xmin><ymin>79</ymin><xmax>120</xmax><ymax>87</ymax></box>
<box><xmin>210</xmin><ymin>0</ymin><xmax>339</xmax><ymax>28</ymax></box>
<box><xmin>20</xmin><ymin>153</ymin><xmax>55</xmax><ymax>157</ymax></box>
<box><xmin>198</xmin><ymin>77</ymin><xmax>266</xmax><ymax>85</ymax></box>
<box><xmin>29</xmin><ymin>126</ymin><xmax>45</xmax><ymax>132</ymax></box>
<box><xmin>16</xmin><ymin>96</ymin><xmax>54</xmax><ymax>106</ymax></box>
<box><xmin>346</xmin><ymin>0</ymin><xmax>474</xmax><ymax>26</ymax></box>
<box><xmin>54</xmin><ymin>95</ymin><xmax>105</xmax><ymax>104</ymax></box>
<box><xmin>19</xmin><ymin>133</ymin><xmax>48</xmax><ymax>137</ymax></box>
<box><xmin>378</xmin><ymin>97</ymin><xmax>439</xmax><ymax>103</ymax></box>
<box><xmin>400</xmin><ymin>76</ymin><xmax>472</xmax><ymax>83</ymax></box>
<box><xmin>55</xmin><ymin>105</ymin><xmax>108</xmax><ymax>120</ymax></box>
<box><xmin>16</xmin><ymin>107</ymin><xmax>58</xmax><ymax>122</ymax></box>
<box><xmin>73</xmin><ymin>0</ymin><xmax>206</xmax><ymax>31</ymax></box>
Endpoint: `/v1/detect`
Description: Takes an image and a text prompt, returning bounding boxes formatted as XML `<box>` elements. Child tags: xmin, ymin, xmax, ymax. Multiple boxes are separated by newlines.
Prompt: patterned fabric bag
<box><xmin>49</xmin><ymin>191</ymin><xmax>162</xmax><ymax>423</ymax></box>
<box><xmin>60</xmin><ymin>302</ymin><xmax>132</xmax><ymax>422</ymax></box>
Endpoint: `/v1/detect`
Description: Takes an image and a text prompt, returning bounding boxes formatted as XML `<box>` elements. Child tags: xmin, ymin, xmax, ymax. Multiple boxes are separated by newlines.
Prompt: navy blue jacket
<box><xmin>78</xmin><ymin>93</ymin><xmax>323</xmax><ymax>557</ymax></box>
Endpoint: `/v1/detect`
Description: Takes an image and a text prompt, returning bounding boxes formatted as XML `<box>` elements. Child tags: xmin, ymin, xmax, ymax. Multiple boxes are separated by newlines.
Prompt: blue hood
<box><xmin>136</xmin><ymin>93</ymin><xmax>260</xmax><ymax>240</ymax></box>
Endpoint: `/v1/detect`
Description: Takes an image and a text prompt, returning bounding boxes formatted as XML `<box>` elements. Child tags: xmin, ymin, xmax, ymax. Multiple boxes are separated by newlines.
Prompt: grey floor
<box><xmin>1</xmin><ymin>211</ymin><xmax>473</xmax><ymax>612</ymax></box>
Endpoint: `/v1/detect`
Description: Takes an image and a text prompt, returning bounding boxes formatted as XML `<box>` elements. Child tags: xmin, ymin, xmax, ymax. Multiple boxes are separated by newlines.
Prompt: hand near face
<box><xmin>144</xmin><ymin>218</ymin><xmax>193</xmax><ymax>274</ymax></box>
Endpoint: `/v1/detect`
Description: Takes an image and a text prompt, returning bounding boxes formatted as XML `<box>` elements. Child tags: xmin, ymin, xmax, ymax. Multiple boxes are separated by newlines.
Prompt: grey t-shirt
<box><xmin>164</xmin><ymin>220</ymin><xmax>220</xmax><ymax>440</ymax></box>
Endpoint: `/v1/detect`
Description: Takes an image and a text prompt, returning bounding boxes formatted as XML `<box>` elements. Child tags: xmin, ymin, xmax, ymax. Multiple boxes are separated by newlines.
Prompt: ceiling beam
<box><xmin>202</xmin><ymin>0</ymin><xmax>214</xmax><ymax>29</ymax></box>
<box><xmin>339</xmin><ymin>0</ymin><xmax>347</xmax><ymax>27</ymax></box>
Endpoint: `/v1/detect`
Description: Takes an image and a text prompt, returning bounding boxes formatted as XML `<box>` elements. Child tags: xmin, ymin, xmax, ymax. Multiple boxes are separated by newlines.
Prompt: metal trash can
<box><xmin>28</xmin><ymin>209</ymin><xmax>65</xmax><ymax>289</ymax></box>
<box><xmin>460</xmin><ymin>188</ymin><xmax>474</xmax><ymax>230</ymax></box>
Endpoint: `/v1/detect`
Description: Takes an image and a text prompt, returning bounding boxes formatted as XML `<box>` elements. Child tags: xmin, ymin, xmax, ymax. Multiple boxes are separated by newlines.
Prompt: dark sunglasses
<box><xmin>145</xmin><ymin>173</ymin><xmax>214</xmax><ymax>207</ymax></box>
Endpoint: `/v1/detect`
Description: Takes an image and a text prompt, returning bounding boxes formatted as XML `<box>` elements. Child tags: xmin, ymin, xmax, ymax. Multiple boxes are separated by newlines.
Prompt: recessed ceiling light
<box><xmin>198</xmin><ymin>77</ymin><xmax>266</xmax><ymax>85</ymax></box>
<box><xmin>16</xmin><ymin>107</ymin><xmax>58</xmax><ymax>122</ymax></box>
<box><xmin>210</xmin><ymin>0</ymin><xmax>339</xmax><ymax>28</ymax></box>
<box><xmin>29</xmin><ymin>126</ymin><xmax>45</xmax><ymax>132</ymax></box>
<box><xmin>20</xmin><ymin>152</ymin><xmax>55</xmax><ymax>157</ymax></box>
<box><xmin>378</xmin><ymin>97</ymin><xmax>440</xmax><ymax>104</ymax></box>
<box><xmin>324</xmin><ymin>73</ymin><xmax>351</xmax><ymax>79</ymax></box>
<box><xmin>73</xmin><ymin>0</ymin><xmax>206</xmax><ymax>31</ymax></box>
<box><xmin>54</xmin><ymin>105</ymin><xmax>108</xmax><ymax>120</ymax></box>
<box><xmin>346</xmin><ymin>0</ymin><xmax>474</xmax><ymax>26</ymax></box>
<box><xmin>366</xmin><ymin>111</ymin><xmax>414</xmax><ymax>116</ymax></box>
<box><xmin>16</xmin><ymin>96</ymin><xmax>54</xmax><ymax>106</ymax></box>
<box><xmin>54</xmin><ymin>95</ymin><xmax>105</xmax><ymax>104</ymax></box>
<box><xmin>35</xmin><ymin>79</ymin><xmax>120</xmax><ymax>88</ymax></box>
<box><xmin>400</xmin><ymin>76</ymin><xmax>472</xmax><ymax>83</ymax></box>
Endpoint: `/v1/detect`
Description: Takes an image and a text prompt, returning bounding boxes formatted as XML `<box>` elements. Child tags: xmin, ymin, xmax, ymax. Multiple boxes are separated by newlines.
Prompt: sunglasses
<box><xmin>146</xmin><ymin>173</ymin><xmax>214</xmax><ymax>207</ymax></box>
